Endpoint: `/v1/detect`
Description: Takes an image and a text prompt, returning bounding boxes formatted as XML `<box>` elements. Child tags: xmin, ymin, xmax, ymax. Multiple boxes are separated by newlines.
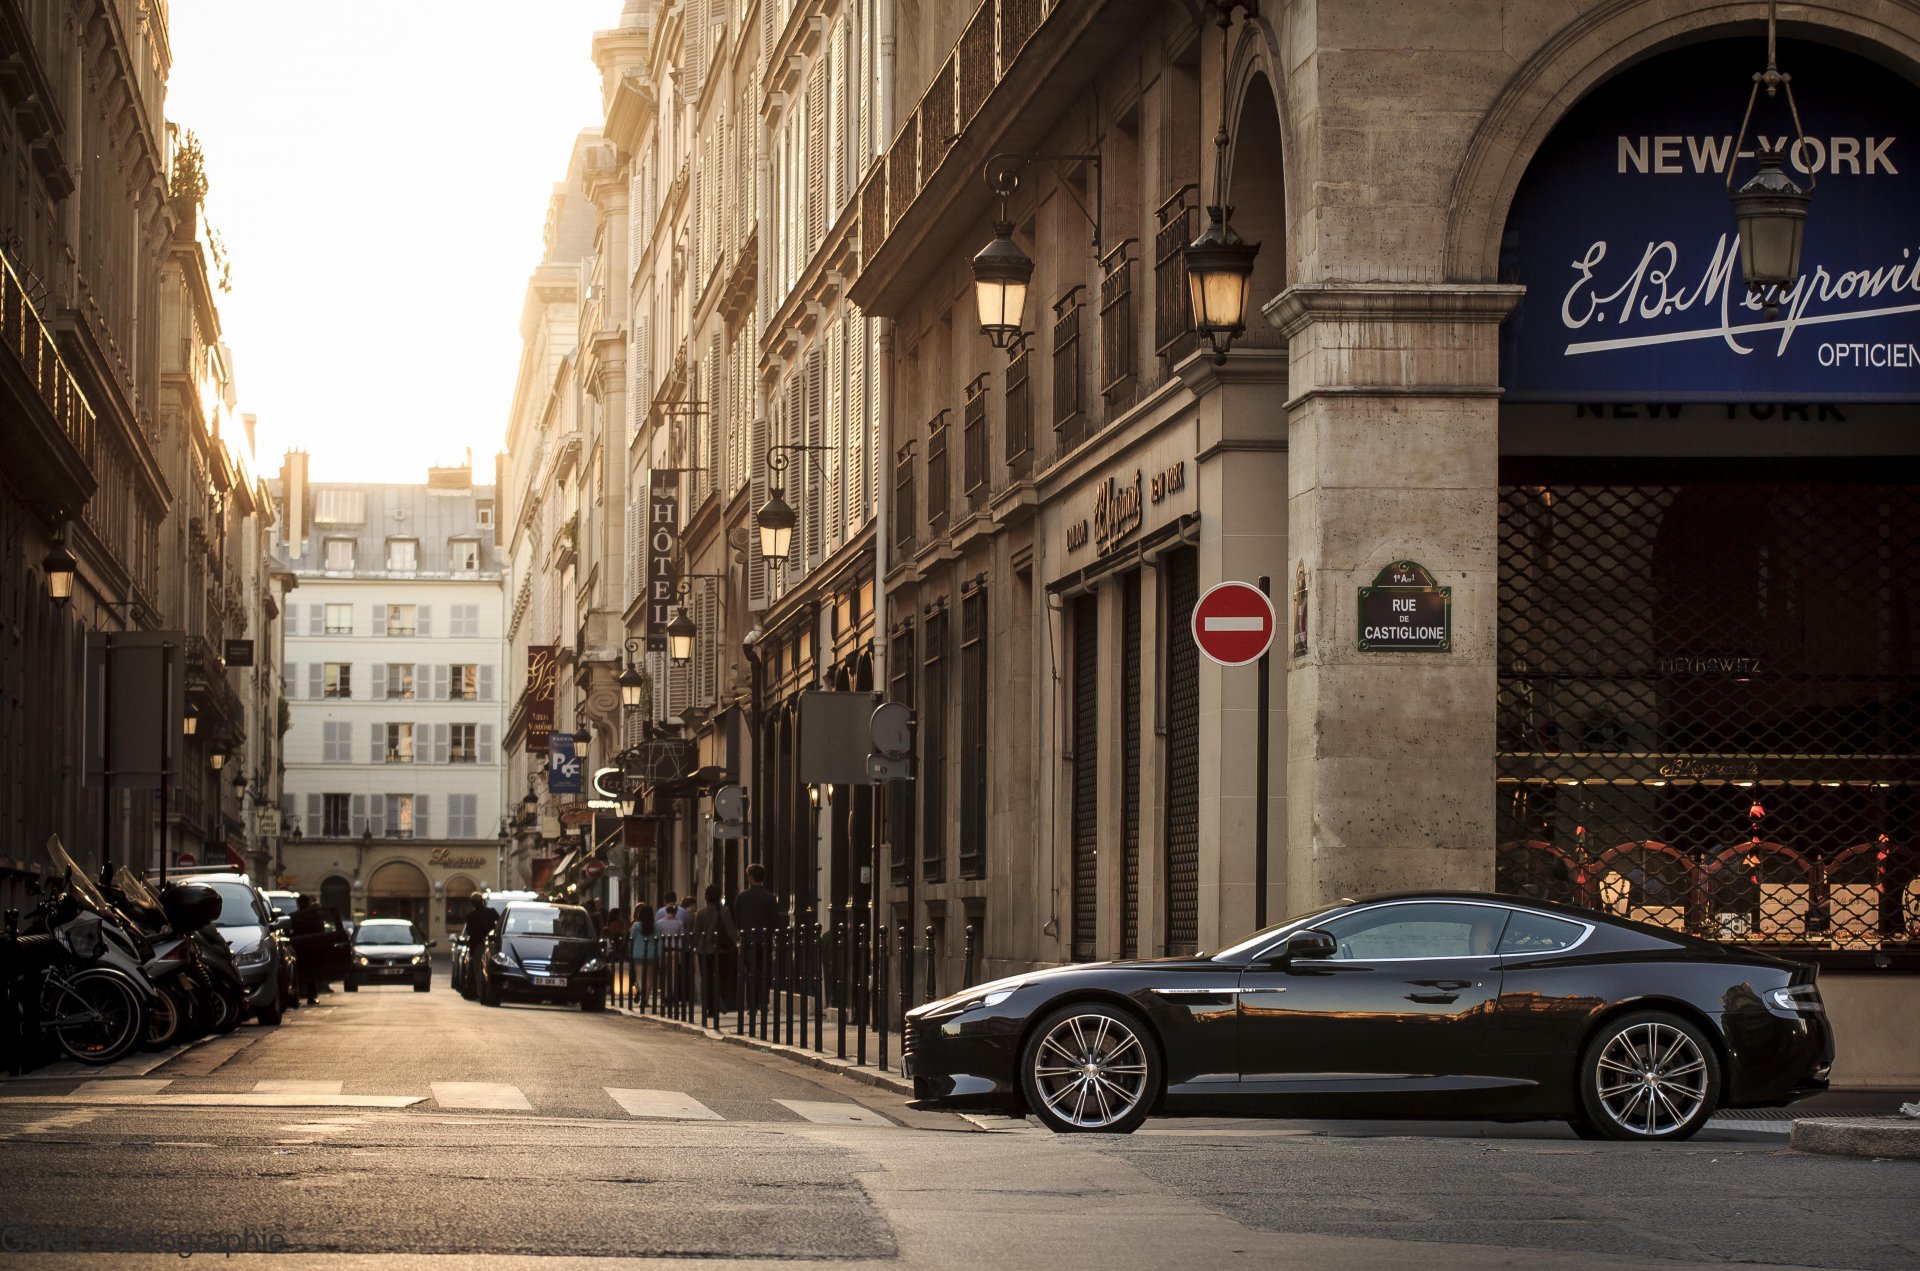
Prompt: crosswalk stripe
<box><xmin>774</xmin><ymin>1099</ymin><xmax>894</xmax><ymax>1127</ymax></box>
<box><xmin>604</xmin><ymin>1088</ymin><xmax>723</xmax><ymax>1120</ymax></box>
<box><xmin>75</xmin><ymin>1079</ymin><xmax>171</xmax><ymax>1098</ymax></box>
<box><xmin>253</xmin><ymin>1080</ymin><xmax>343</xmax><ymax>1095</ymax></box>
<box><xmin>430</xmin><ymin>1081</ymin><xmax>532</xmax><ymax>1111</ymax></box>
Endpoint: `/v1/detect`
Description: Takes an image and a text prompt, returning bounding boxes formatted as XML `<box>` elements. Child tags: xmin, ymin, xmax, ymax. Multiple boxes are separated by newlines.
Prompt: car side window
<box><xmin>1497</xmin><ymin>910</ymin><xmax>1586</xmax><ymax>955</ymax></box>
<box><xmin>1319</xmin><ymin>903</ymin><xmax>1509</xmax><ymax>960</ymax></box>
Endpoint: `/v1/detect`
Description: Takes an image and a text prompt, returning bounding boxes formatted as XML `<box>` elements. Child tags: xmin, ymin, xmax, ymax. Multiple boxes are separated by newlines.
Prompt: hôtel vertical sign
<box><xmin>1501</xmin><ymin>41</ymin><xmax>1920</xmax><ymax>403</ymax></box>
<box><xmin>526</xmin><ymin>645</ymin><xmax>557</xmax><ymax>753</ymax></box>
<box><xmin>645</xmin><ymin>471</ymin><xmax>681</xmax><ymax>652</ymax></box>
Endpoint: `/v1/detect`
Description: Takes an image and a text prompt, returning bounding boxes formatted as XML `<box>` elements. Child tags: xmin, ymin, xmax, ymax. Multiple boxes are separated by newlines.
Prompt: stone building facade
<box><xmin>848</xmin><ymin>0</ymin><xmax>1920</xmax><ymax>1083</ymax></box>
<box><xmin>272</xmin><ymin>462</ymin><xmax>507</xmax><ymax>945</ymax></box>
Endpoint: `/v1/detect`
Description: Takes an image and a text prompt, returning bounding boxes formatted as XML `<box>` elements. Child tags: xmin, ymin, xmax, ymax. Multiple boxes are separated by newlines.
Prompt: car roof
<box><xmin>174</xmin><ymin>874</ymin><xmax>259</xmax><ymax>892</ymax></box>
<box><xmin>502</xmin><ymin>900</ymin><xmax>584</xmax><ymax>913</ymax></box>
<box><xmin>359</xmin><ymin>917</ymin><xmax>412</xmax><ymax>926</ymax></box>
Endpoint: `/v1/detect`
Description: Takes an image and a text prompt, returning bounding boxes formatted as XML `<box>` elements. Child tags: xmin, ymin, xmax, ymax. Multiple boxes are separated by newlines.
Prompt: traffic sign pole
<box><xmin>1190</xmin><ymin>578</ymin><xmax>1278</xmax><ymax>928</ymax></box>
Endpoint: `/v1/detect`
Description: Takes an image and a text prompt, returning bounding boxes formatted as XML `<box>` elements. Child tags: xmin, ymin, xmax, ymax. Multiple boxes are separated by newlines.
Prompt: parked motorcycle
<box><xmin>109</xmin><ymin>868</ymin><xmax>228</xmax><ymax>1049</ymax></box>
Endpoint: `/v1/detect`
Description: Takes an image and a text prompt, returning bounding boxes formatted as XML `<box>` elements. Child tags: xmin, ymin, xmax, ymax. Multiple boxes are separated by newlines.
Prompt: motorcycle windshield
<box><xmin>115</xmin><ymin>866</ymin><xmax>162</xmax><ymax>911</ymax></box>
<box><xmin>46</xmin><ymin>834</ymin><xmax>112</xmax><ymax>914</ymax></box>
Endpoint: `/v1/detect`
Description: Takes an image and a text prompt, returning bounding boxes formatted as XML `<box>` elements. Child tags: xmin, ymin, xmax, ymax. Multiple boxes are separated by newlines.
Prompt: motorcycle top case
<box><xmin>161</xmin><ymin>884</ymin><xmax>221</xmax><ymax>930</ymax></box>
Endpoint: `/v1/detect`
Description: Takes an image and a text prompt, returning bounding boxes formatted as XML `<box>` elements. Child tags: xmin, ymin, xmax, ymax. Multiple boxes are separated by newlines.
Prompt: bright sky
<box><xmin>165</xmin><ymin>2</ymin><xmax>611</xmax><ymax>483</ymax></box>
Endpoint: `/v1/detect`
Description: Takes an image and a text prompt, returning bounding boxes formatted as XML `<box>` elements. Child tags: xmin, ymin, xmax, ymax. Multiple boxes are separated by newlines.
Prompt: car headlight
<box><xmin>922</xmin><ymin>986</ymin><xmax>1018</xmax><ymax>1018</ymax></box>
<box><xmin>489</xmin><ymin>951</ymin><xmax>513</xmax><ymax>967</ymax></box>
<box><xmin>580</xmin><ymin>957</ymin><xmax>604</xmax><ymax>973</ymax></box>
<box><xmin>353</xmin><ymin>955</ymin><xmax>369</xmax><ymax>967</ymax></box>
<box><xmin>410</xmin><ymin>955</ymin><xmax>425</xmax><ymax>965</ymax></box>
<box><xmin>234</xmin><ymin>944</ymin><xmax>270</xmax><ymax>968</ymax></box>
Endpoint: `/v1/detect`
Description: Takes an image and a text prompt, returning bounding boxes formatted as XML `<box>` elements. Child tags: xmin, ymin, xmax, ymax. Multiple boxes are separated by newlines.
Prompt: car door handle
<box><xmin>1406</xmin><ymin>992</ymin><xmax>1461</xmax><ymax>1004</ymax></box>
<box><xmin>1410</xmin><ymin>979</ymin><xmax>1474</xmax><ymax>990</ymax></box>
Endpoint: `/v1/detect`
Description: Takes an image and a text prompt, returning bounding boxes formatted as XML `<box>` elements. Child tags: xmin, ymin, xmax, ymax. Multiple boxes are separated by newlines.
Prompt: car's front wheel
<box><xmin>1019</xmin><ymin>1003</ymin><xmax>1159</xmax><ymax>1134</ymax></box>
<box><xmin>1577</xmin><ymin>1010</ymin><xmax>1720</xmax><ymax>1142</ymax></box>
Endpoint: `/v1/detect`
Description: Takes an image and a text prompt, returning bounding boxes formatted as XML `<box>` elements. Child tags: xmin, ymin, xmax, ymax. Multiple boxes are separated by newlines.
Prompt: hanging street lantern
<box><xmin>209</xmin><ymin>750</ymin><xmax>227</xmax><ymax>772</ymax></box>
<box><xmin>755</xmin><ymin>485</ymin><xmax>797</xmax><ymax>563</ymax></box>
<box><xmin>667</xmin><ymin>607</ymin><xmax>697</xmax><ymax>664</ymax></box>
<box><xmin>1185</xmin><ymin>205</ymin><xmax>1259</xmax><ymax>363</ymax></box>
<box><xmin>43</xmin><ymin>542</ymin><xmax>76</xmax><ymax>603</ymax></box>
<box><xmin>971</xmin><ymin>220</ymin><xmax>1033</xmax><ymax>349</ymax></box>
<box><xmin>1725</xmin><ymin>0</ymin><xmax>1813</xmax><ymax>318</ymax></box>
<box><xmin>1184</xmin><ymin>2</ymin><xmax>1261</xmax><ymax>364</ymax></box>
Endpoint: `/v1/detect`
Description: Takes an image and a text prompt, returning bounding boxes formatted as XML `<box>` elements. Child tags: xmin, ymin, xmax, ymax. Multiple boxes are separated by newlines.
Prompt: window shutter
<box><xmin>351</xmin><ymin>794</ymin><xmax>367</xmax><ymax>836</ymax></box>
<box><xmin>417</xmin><ymin>606</ymin><xmax>432</xmax><ymax>637</ymax></box>
<box><xmin>692</xmin><ymin>145</ymin><xmax>704</xmax><ymax>287</ymax></box>
<box><xmin>806</xmin><ymin>348</ymin><xmax>824</xmax><ymax>568</ymax></box>
<box><xmin>372</xmin><ymin>604</ymin><xmax>387</xmax><ymax>637</ymax></box>
<box><xmin>707</xmin><ymin>334</ymin><xmax>723</xmax><ymax>503</ymax></box>
<box><xmin>370</xmin><ymin>722</ymin><xmax>385</xmax><ymax>763</ymax></box>
<box><xmin>306</xmin><ymin>663</ymin><xmax>322</xmax><ymax>699</ymax></box>
<box><xmin>434</xmin><ymin>723</ymin><xmax>449</xmax><ymax>764</ymax></box>
<box><xmin>307</xmin><ymin>604</ymin><xmax>322</xmax><ymax>636</ymax></box>
<box><xmin>807</xmin><ymin>61</ymin><xmax>826</xmax><ymax>252</ymax></box>
<box><xmin>687</xmin><ymin>0</ymin><xmax>707</xmax><ymax>100</ymax></box>
<box><xmin>748</xmin><ymin>412</ymin><xmax>768</xmax><ymax>610</ymax></box>
<box><xmin>370</xmin><ymin>796</ymin><xmax>387</xmax><ymax>837</ymax></box>
<box><xmin>833</xmin><ymin>21</ymin><xmax>850</xmax><ymax>212</ymax></box>
<box><xmin>624</xmin><ymin>501</ymin><xmax>638</xmax><ymax>605</ymax></box>
<box><xmin>849</xmin><ymin>310</ymin><xmax>868</xmax><ymax>524</ymax></box>
<box><xmin>828</xmin><ymin>319</ymin><xmax>844</xmax><ymax>549</ymax></box>
<box><xmin>414</xmin><ymin>721</ymin><xmax>428</xmax><ymax>763</ymax></box>
<box><xmin>478</xmin><ymin>665</ymin><xmax>495</xmax><ymax>701</ymax></box>
<box><xmin>414</xmin><ymin>795</ymin><xmax>429</xmax><ymax>839</ymax></box>
<box><xmin>368</xmin><ymin>663</ymin><xmax>384</xmax><ymax>699</ymax></box>
<box><xmin>478</xmin><ymin>724</ymin><xmax>495</xmax><ymax>765</ymax></box>
<box><xmin>306</xmin><ymin>793</ymin><xmax>321</xmax><ymax>838</ymax></box>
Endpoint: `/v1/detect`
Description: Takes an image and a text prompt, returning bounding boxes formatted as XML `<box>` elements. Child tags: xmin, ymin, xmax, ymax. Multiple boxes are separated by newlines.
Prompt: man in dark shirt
<box><xmin>461</xmin><ymin>893</ymin><xmax>499</xmax><ymax>995</ymax></box>
<box><xmin>733</xmin><ymin>865</ymin><xmax>783</xmax><ymax>1024</ymax></box>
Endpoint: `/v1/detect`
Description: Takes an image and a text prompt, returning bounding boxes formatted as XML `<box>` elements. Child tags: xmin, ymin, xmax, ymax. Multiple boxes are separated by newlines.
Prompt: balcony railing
<box><xmin>1004</xmin><ymin>338</ymin><xmax>1033</xmax><ymax>476</ymax></box>
<box><xmin>893</xmin><ymin>441</ymin><xmax>917</xmax><ymax>558</ymax></box>
<box><xmin>1</xmin><ymin>249</ymin><xmax>96</xmax><ymax>469</ymax></box>
<box><xmin>962</xmin><ymin>374</ymin><xmax>990</xmax><ymax>511</ymax></box>
<box><xmin>1155</xmin><ymin>184</ymin><xmax>1199</xmax><ymax>363</ymax></box>
<box><xmin>926</xmin><ymin>410</ymin><xmax>952</xmax><ymax>538</ymax></box>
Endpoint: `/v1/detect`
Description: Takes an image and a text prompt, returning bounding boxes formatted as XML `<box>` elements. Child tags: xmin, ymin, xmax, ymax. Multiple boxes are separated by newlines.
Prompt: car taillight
<box><xmin>1765</xmin><ymin>984</ymin><xmax>1824</xmax><ymax>1013</ymax></box>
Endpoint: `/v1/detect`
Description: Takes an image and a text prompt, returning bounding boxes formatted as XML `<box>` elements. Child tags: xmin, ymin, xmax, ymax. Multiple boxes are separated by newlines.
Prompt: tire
<box><xmin>1019</xmin><ymin>1003</ymin><xmax>1159</xmax><ymax>1134</ymax></box>
<box><xmin>208</xmin><ymin>983</ymin><xmax>245</xmax><ymax>1035</ymax></box>
<box><xmin>1577</xmin><ymin>1010</ymin><xmax>1720</xmax><ymax>1142</ymax></box>
<box><xmin>256</xmin><ymin>988</ymin><xmax>284</xmax><ymax>1027</ymax></box>
<box><xmin>414</xmin><ymin>978</ymin><xmax>431</xmax><ymax>993</ymax></box>
<box><xmin>480</xmin><ymin>973</ymin><xmax>501</xmax><ymax>1007</ymax></box>
<box><xmin>581</xmin><ymin>988</ymin><xmax>606</xmax><ymax>1012</ymax></box>
<box><xmin>1566</xmin><ymin>1117</ymin><xmax>1609</xmax><ymax>1141</ymax></box>
<box><xmin>44</xmin><ymin>969</ymin><xmax>143</xmax><ymax>1065</ymax></box>
<box><xmin>141</xmin><ymin>985</ymin><xmax>185</xmax><ymax>1051</ymax></box>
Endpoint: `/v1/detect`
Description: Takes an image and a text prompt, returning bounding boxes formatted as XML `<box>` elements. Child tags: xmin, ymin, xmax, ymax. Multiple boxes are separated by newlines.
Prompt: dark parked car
<box><xmin>288</xmin><ymin>905</ymin><xmax>352</xmax><ymax>995</ymax></box>
<box><xmin>903</xmin><ymin>892</ymin><xmax>1834</xmax><ymax>1140</ymax></box>
<box><xmin>172</xmin><ymin>872</ymin><xmax>291</xmax><ymax>1025</ymax></box>
<box><xmin>478</xmin><ymin>902</ymin><xmax>609</xmax><ymax>1010</ymax></box>
<box><xmin>346</xmin><ymin>919</ymin><xmax>433</xmax><ymax>991</ymax></box>
<box><xmin>452</xmin><ymin>890</ymin><xmax>537</xmax><ymax>998</ymax></box>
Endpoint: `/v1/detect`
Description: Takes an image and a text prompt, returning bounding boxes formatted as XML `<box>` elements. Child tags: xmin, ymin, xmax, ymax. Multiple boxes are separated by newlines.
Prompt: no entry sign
<box><xmin>1191</xmin><ymin>581</ymin><xmax>1276</xmax><ymax>667</ymax></box>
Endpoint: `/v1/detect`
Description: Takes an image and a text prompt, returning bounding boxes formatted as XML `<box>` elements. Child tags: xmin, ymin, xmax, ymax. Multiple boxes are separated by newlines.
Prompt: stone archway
<box><xmin>1445</xmin><ymin>0</ymin><xmax>1920</xmax><ymax>282</ymax></box>
<box><xmin>366</xmin><ymin>858</ymin><xmax>431</xmax><ymax>930</ymax></box>
<box><xmin>319</xmin><ymin>874</ymin><xmax>352</xmax><ymax>920</ymax></box>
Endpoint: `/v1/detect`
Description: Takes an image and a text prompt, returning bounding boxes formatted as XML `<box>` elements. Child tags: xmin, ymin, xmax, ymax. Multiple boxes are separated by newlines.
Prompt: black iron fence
<box><xmin>613</xmin><ymin>917</ymin><xmax>984</xmax><ymax>1076</ymax></box>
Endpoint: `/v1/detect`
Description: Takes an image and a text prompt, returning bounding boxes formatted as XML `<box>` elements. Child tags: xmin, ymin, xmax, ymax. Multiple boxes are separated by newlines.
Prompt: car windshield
<box><xmin>201</xmin><ymin>883</ymin><xmax>262</xmax><ymax>928</ymax></box>
<box><xmin>502</xmin><ymin>907</ymin><xmax>594</xmax><ymax>939</ymax></box>
<box><xmin>1206</xmin><ymin>901</ymin><xmax>1350</xmax><ymax>961</ymax></box>
<box><xmin>355</xmin><ymin>923</ymin><xmax>422</xmax><ymax>946</ymax></box>
<box><xmin>265</xmin><ymin>894</ymin><xmax>299</xmax><ymax>917</ymax></box>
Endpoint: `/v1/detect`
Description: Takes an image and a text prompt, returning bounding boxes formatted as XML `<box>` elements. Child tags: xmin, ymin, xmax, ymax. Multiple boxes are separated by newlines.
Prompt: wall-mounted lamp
<box><xmin>970</xmin><ymin>151</ymin><xmax>1100</xmax><ymax>353</ymax></box>
<box><xmin>43</xmin><ymin>540</ymin><xmax>76</xmax><ymax>603</ymax></box>
<box><xmin>618</xmin><ymin>638</ymin><xmax>649</xmax><ymax>711</ymax></box>
<box><xmin>755</xmin><ymin>445</ymin><xmax>830</xmax><ymax>564</ymax></box>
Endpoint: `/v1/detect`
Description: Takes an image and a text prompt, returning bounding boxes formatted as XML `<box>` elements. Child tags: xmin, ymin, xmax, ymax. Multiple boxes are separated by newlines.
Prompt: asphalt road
<box><xmin>0</xmin><ymin>972</ymin><xmax>1915</xmax><ymax>1270</ymax></box>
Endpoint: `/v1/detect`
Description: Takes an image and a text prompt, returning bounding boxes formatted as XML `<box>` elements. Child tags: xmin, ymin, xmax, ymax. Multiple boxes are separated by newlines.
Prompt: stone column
<box><xmin>1266</xmin><ymin>284</ymin><xmax>1522</xmax><ymax>906</ymax></box>
<box><xmin>1179</xmin><ymin>350</ymin><xmax>1291</xmax><ymax>947</ymax></box>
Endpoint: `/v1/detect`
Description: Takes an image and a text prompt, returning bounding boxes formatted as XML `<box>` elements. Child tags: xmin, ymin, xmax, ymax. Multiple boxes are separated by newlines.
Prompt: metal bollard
<box><xmin>898</xmin><ymin>923</ymin><xmax>911</xmax><ymax>1027</ymax></box>
<box><xmin>963</xmin><ymin>922</ymin><xmax>977</xmax><ymax>990</ymax></box>
<box><xmin>876</xmin><ymin>924</ymin><xmax>890</xmax><ymax>1073</ymax></box>
<box><xmin>854</xmin><ymin>919</ymin><xmax>868</xmax><ymax>1067</ymax></box>
<box><xmin>812</xmin><ymin>921</ymin><xmax>826</xmax><ymax>1053</ymax></box>
<box><xmin>924</xmin><ymin>924</ymin><xmax>937</xmax><ymax>1004</ymax></box>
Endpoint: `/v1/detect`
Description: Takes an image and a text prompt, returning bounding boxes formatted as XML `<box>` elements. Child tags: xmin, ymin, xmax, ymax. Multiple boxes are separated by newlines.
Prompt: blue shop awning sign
<box><xmin>1500</xmin><ymin>40</ymin><xmax>1920</xmax><ymax>403</ymax></box>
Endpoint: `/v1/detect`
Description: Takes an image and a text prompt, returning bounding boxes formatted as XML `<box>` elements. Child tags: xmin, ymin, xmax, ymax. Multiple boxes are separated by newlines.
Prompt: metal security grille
<box><xmin>1121</xmin><ymin>569</ymin><xmax>1143</xmax><ymax>959</ymax></box>
<box><xmin>959</xmin><ymin>589</ymin><xmax>987</xmax><ymax>880</ymax></box>
<box><xmin>1071</xmin><ymin>594</ymin><xmax>1100</xmax><ymax>960</ymax></box>
<box><xmin>1497</xmin><ymin>468</ymin><xmax>1920</xmax><ymax>958</ymax></box>
<box><xmin>922</xmin><ymin>610</ymin><xmax>948</xmax><ymax>884</ymax></box>
<box><xmin>888</xmin><ymin>626</ymin><xmax>915</xmax><ymax>887</ymax></box>
<box><xmin>1164</xmin><ymin>547</ymin><xmax>1200</xmax><ymax>953</ymax></box>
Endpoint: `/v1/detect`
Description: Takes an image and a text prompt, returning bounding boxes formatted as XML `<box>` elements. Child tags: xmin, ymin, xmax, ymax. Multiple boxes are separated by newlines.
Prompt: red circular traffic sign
<box><xmin>582</xmin><ymin>858</ymin><xmax>607</xmax><ymax>884</ymax></box>
<box><xmin>176</xmin><ymin>852</ymin><xmax>197</xmax><ymax>867</ymax></box>
<box><xmin>1191</xmin><ymin>580</ymin><xmax>1276</xmax><ymax>667</ymax></box>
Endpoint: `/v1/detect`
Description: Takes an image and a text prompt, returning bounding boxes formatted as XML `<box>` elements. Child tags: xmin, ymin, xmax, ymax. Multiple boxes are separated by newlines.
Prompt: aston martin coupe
<box><xmin>903</xmin><ymin>892</ymin><xmax>1833</xmax><ymax>1139</ymax></box>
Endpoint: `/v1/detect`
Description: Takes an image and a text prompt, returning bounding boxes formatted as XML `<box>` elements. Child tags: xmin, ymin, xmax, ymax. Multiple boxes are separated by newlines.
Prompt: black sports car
<box><xmin>903</xmin><ymin>892</ymin><xmax>1834</xmax><ymax>1140</ymax></box>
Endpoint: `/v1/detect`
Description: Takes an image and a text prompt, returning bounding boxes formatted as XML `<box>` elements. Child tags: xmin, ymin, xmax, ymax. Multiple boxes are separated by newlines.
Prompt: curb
<box><xmin>1790</xmin><ymin>1117</ymin><xmax>1920</xmax><ymax>1159</ymax></box>
<box><xmin>618</xmin><ymin>1007</ymin><xmax>915</xmax><ymax>1097</ymax></box>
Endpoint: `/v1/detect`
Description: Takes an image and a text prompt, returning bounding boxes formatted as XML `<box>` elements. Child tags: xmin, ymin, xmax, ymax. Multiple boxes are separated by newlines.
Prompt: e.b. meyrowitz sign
<box><xmin>525</xmin><ymin>644</ymin><xmax>557</xmax><ymax>754</ymax></box>
<box><xmin>645</xmin><ymin>471</ymin><xmax>681</xmax><ymax>653</ymax></box>
<box><xmin>1357</xmin><ymin>560</ymin><xmax>1451</xmax><ymax>653</ymax></box>
<box><xmin>1501</xmin><ymin>40</ymin><xmax>1920</xmax><ymax>403</ymax></box>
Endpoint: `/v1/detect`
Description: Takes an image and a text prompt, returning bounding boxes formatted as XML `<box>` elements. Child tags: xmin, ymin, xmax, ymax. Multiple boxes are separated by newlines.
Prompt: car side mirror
<box><xmin>425</xmin><ymin>940</ymin><xmax>438</xmax><ymax>949</ymax></box>
<box><xmin>272</xmin><ymin>916</ymin><xmax>292</xmax><ymax>932</ymax></box>
<box><xmin>1272</xmin><ymin>929</ymin><xmax>1337</xmax><ymax>965</ymax></box>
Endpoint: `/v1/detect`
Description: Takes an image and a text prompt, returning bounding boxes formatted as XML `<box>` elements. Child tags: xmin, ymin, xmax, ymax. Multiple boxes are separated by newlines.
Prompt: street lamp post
<box><xmin>1184</xmin><ymin>2</ymin><xmax>1261</xmax><ymax>364</ymax></box>
<box><xmin>1725</xmin><ymin>0</ymin><xmax>1813</xmax><ymax>319</ymax></box>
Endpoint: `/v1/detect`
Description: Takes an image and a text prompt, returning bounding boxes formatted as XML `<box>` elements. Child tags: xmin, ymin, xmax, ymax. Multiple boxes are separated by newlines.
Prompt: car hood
<box><xmin>501</xmin><ymin>935</ymin><xmax>600</xmax><ymax>970</ymax></box>
<box><xmin>907</xmin><ymin>955</ymin><xmax>1223</xmax><ymax>1019</ymax></box>
<box><xmin>356</xmin><ymin>943</ymin><xmax>425</xmax><ymax>959</ymax></box>
<box><xmin>218</xmin><ymin>923</ymin><xmax>266</xmax><ymax>954</ymax></box>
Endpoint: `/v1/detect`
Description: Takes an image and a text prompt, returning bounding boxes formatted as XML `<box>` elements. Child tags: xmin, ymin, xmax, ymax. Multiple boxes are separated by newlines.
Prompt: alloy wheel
<box><xmin>1593</xmin><ymin>1020</ymin><xmax>1710</xmax><ymax>1137</ymax></box>
<box><xmin>1028</xmin><ymin>1012</ymin><xmax>1152</xmax><ymax>1130</ymax></box>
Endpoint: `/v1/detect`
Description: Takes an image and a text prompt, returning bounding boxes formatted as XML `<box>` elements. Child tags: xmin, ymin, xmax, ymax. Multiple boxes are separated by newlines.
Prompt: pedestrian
<box><xmin>288</xmin><ymin>894</ymin><xmax>328</xmax><ymax>1004</ymax></box>
<box><xmin>460</xmin><ymin>891</ymin><xmax>499</xmax><ymax>996</ymax></box>
<box><xmin>690</xmin><ymin>882</ymin><xmax>738</xmax><ymax>1021</ymax></box>
<box><xmin>732</xmin><ymin>864</ymin><xmax>783</xmax><ymax>1023</ymax></box>
<box><xmin>655</xmin><ymin>896</ymin><xmax>688</xmax><ymax>1006</ymax></box>
<box><xmin>654</xmin><ymin>892</ymin><xmax>679</xmax><ymax>927</ymax></box>
<box><xmin>629</xmin><ymin>904</ymin><xmax>658</xmax><ymax>1007</ymax></box>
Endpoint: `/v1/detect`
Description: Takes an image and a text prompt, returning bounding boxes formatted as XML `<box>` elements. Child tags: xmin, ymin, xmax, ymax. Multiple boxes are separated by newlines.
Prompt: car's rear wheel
<box><xmin>1578</xmin><ymin>1010</ymin><xmax>1720</xmax><ymax>1142</ymax></box>
<box><xmin>1019</xmin><ymin>1003</ymin><xmax>1159</xmax><ymax>1134</ymax></box>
